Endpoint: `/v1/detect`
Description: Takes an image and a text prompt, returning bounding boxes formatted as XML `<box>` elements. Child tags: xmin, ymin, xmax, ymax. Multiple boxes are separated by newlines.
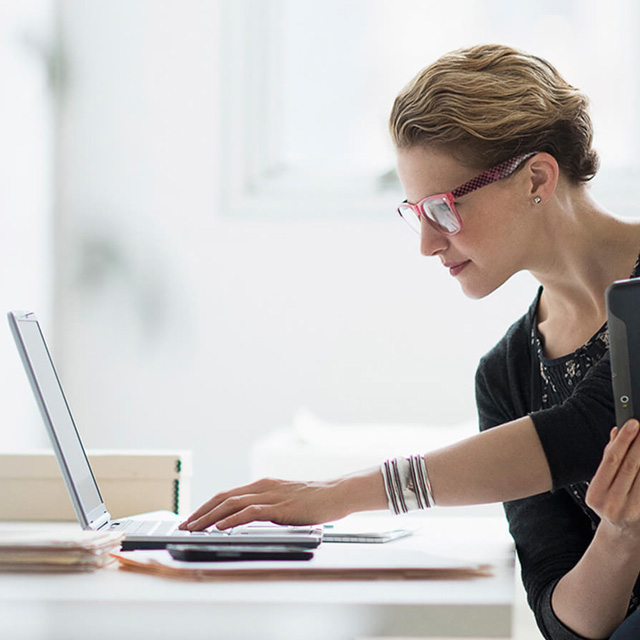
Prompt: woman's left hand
<box><xmin>178</xmin><ymin>478</ymin><xmax>346</xmax><ymax>531</ymax></box>
<box><xmin>178</xmin><ymin>466</ymin><xmax>386</xmax><ymax>531</ymax></box>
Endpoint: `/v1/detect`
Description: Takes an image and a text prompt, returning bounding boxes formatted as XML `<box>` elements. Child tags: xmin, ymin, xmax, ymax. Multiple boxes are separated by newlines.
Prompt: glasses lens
<box><xmin>422</xmin><ymin>198</ymin><xmax>460</xmax><ymax>234</ymax></box>
<box><xmin>398</xmin><ymin>205</ymin><xmax>421</xmax><ymax>233</ymax></box>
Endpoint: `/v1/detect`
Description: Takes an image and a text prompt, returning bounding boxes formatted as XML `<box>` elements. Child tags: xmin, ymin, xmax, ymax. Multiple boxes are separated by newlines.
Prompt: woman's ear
<box><xmin>528</xmin><ymin>153</ymin><xmax>559</xmax><ymax>205</ymax></box>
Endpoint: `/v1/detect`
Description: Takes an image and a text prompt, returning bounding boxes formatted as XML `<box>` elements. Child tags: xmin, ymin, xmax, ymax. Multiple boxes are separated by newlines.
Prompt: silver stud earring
<box><xmin>533</xmin><ymin>196</ymin><xmax>542</xmax><ymax>204</ymax></box>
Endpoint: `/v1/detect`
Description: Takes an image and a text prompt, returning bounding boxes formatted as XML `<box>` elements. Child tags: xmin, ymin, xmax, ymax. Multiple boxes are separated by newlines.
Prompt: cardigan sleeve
<box><xmin>529</xmin><ymin>352</ymin><xmax>614</xmax><ymax>490</ymax></box>
<box><xmin>476</xmin><ymin>354</ymin><xmax>598</xmax><ymax>640</ymax></box>
<box><xmin>503</xmin><ymin>491</ymin><xmax>596</xmax><ymax>640</ymax></box>
<box><xmin>476</xmin><ymin>309</ymin><xmax>615</xmax><ymax>491</ymax></box>
<box><xmin>531</xmin><ymin>261</ymin><xmax>639</xmax><ymax>489</ymax></box>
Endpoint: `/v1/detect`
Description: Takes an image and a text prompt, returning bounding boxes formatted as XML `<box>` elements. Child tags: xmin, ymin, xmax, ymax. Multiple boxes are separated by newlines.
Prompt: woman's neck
<box><xmin>527</xmin><ymin>186</ymin><xmax>640</xmax><ymax>357</ymax></box>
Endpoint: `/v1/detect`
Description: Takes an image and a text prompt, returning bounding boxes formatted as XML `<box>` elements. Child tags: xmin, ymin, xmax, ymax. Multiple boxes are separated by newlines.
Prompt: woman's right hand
<box><xmin>586</xmin><ymin>419</ymin><xmax>640</xmax><ymax>543</ymax></box>
<box><xmin>550</xmin><ymin>419</ymin><xmax>640</xmax><ymax>639</ymax></box>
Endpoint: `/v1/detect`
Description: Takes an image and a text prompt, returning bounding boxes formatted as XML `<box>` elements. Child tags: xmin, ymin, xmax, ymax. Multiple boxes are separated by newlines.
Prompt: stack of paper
<box><xmin>114</xmin><ymin>546</ymin><xmax>491</xmax><ymax>582</ymax></box>
<box><xmin>0</xmin><ymin>529</ymin><xmax>124</xmax><ymax>572</ymax></box>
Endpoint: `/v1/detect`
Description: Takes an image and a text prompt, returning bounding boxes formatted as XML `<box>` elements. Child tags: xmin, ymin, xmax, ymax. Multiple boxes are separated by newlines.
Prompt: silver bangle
<box><xmin>381</xmin><ymin>455</ymin><xmax>435</xmax><ymax>515</ymax></box>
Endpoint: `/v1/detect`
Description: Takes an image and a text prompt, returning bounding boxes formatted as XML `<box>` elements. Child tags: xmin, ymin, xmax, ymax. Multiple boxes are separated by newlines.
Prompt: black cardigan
<box><xmin>475</xmin><ymin>266</ymin><xmax>640</xmax><ymax>639</ymax></box>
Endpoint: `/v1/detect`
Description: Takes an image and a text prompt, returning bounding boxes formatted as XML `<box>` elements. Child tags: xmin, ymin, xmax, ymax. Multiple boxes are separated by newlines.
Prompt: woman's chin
<box><xmin>458</xmin><ymin>277</ymin><xmax>500</xmax><ymax>300</ymax></box>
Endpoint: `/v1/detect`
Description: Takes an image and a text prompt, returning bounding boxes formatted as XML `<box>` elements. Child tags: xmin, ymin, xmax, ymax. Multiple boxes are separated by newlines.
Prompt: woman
<box><xmin>181</xmin><ymin>45</ymin><xmax>640</xmax><ymax>639</ymax></box>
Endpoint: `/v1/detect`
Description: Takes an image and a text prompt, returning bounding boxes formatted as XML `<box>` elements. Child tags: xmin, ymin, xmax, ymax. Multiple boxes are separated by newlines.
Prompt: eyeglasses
<box><xmin>397</xmin><ymin>152</ymin><xmax>538</xmax><ymax>235</ymax></box>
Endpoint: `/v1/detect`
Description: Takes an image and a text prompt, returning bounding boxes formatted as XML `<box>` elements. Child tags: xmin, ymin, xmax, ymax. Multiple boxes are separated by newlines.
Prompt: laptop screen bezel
<box><xmin>8</xmin><ymin>310</ymin><xmax>109</xmax><ymax>529</ymax></box>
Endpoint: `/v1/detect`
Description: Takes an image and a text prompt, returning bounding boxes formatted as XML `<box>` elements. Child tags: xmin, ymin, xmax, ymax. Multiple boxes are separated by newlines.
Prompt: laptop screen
<box><xmin>9</xmin><ymin>312</ymin><xmax>104</xmax><ymax>525</ymax></box>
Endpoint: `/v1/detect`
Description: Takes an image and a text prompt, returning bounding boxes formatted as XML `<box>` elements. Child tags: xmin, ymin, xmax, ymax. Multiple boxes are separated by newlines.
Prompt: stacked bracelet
<box><xmin>381</xmin><ymin>455</ymin><xmax>435</xmax><ymax>515</ymax></box>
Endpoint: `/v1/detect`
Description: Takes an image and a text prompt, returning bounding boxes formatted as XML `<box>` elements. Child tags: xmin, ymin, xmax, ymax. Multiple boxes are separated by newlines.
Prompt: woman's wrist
<box><xmin>596</xmin><ymin>519</ymin><xmax>640</xmax><ymax>563</ymax></box>
<box><xmin>331</xmin><ymin>466</ymin><xmax>388</xmax><ymax>517</ymax></box>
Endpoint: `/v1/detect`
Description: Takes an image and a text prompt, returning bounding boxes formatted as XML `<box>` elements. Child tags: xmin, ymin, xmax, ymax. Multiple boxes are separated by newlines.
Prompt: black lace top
<box><xmin>532</xmin><ymin>289</ymin><xmax>609</xmax><ymax>530</ymax></box>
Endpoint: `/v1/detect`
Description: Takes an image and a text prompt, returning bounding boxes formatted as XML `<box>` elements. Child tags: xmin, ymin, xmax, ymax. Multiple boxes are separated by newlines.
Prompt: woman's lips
<box><xmin>445</xmin><ymin>260</ymin><xmax>471</xmax><ymax>277</ymax></box>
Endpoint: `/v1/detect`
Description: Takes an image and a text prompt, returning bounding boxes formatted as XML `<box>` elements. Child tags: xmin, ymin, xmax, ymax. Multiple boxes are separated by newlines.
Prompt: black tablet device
<box><xmin>166</xmin><ymin>544</ymin><xmax>315</xmax><ymax>562</ymax></box>
<box><xmin>606</xmin><ymin>278</ymin><xmax>640</xmax><ymax>425</ymax></box>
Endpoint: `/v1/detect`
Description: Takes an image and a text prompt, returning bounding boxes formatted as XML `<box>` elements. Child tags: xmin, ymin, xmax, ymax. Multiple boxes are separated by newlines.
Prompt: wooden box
<box><xmin>0</xmin><ymin>450</ymin><xmax>192</xmax><ymax>521</ymax></box>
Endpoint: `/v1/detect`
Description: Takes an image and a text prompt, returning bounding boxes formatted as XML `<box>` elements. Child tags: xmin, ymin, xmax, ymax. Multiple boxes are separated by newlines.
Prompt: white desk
<box><xmin>0</xmin><ymin>516</ymin><xmax>514</xmax><ymax>640</ymax></box>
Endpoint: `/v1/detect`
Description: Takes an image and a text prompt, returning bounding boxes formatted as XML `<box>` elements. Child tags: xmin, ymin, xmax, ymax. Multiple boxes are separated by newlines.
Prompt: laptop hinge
<box><xmin>90</xmin><ymin>512</ymin><xmax>112</xmax><ymax>531</ymax></box>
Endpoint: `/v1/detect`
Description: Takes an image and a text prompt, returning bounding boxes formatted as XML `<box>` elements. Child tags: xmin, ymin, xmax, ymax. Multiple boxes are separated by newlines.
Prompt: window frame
<box><xmin>218</xmin><ymin>0</ymin><xmax>401</xmax><ymax>221</ymax></box>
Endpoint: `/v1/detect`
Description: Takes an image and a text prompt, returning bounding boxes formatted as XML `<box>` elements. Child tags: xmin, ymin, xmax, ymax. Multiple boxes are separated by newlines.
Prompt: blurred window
<box><xmin>221</xmin><ymin>0</ymin><xmax>640</xmax><ymax>218</ymax></box>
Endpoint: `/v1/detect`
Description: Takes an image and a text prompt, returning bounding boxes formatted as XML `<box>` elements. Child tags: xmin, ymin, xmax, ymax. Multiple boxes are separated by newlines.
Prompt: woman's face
<box><xmin>396</xmin><ymin>145</ymin><xmax>532</xmax><ymax>299</ymax></box>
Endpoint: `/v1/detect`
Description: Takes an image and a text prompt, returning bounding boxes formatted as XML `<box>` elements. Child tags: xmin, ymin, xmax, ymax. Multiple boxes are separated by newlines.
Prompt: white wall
<box><xmin>55</xmin><ymin>0</ymin><xmax>539</xmax><ymax>510</ymax></box>
<box><xmin>0</xmin><ymin>1</ymin><xmax>53</xmax><ymax>450</ymax></box>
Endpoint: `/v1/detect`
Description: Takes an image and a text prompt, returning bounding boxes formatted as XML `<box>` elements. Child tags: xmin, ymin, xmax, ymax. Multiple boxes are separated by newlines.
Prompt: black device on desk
<box><xmin>167</xmin><ymin>544</ymin><xmax>315</xmax><ymax>562</ymax></box>
<box><xmin>606</xmin><ymin>278</ymin><xmax>640</xmax><ymax>424</ymax></box>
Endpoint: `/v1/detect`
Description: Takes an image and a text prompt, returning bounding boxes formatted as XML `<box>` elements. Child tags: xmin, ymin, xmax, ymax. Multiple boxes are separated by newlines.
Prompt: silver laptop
<box><xmin>8</xmin><ymin>310</ymin><xmax>322</xmax><ymax>550</ymax></box>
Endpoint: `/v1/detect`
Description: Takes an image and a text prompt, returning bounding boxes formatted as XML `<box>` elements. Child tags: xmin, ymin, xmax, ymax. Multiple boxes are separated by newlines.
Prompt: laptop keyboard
<box><xmin>108</xmin><ymin>519</ymin><xmax>231</xmax><ymax>537</ymax></box>
<box><xmin>110</xmin><ymin>520</ymin><xmax>175</xmax><ymax>536</ymax></box>
<box><xmin>108</xmin><ymin>520</ymin><xmax>321</xmax><ymax>540</ymax></box>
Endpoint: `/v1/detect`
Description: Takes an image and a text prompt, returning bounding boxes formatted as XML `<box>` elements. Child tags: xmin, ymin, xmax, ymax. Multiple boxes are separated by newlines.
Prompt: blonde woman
<box><xmin>182</xmin><ymin>45</ymin><xmax>640</xmax><ymax>639</ymax></box>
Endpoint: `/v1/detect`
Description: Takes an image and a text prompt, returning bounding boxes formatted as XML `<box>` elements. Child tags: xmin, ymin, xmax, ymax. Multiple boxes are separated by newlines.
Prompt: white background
<box><xmin>4</xmin><ymin>0</ymin><xmax>640</xmax><ymax>512</ymax></box>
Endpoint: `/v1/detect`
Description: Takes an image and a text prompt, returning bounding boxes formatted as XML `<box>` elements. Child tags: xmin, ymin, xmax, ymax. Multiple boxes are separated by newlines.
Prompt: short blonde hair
<box><xmin>389</xmin><ymin>44</ymin><xmax>599</xmax><ymax>183</ymax></box>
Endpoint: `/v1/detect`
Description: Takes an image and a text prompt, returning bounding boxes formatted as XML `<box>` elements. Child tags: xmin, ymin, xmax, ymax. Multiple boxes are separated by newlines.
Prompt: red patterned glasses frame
<box><xmin>397</xmin><ymin>151</ymin><xmax>539</xmax><ymax>235</ymax></box>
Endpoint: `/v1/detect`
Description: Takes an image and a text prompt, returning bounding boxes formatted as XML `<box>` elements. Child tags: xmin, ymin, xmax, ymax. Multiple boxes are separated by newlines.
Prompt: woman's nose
<box><xmin>420</xmin><ymin>220</ymin><xmax>449</xmax><ymax>257</ymax></box>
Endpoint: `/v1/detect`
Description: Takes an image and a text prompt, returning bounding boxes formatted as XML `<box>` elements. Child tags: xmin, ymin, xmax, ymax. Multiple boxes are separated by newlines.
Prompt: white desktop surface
<box><xmin>0</xmin><ymin>516</ymin><xmax>514</xmax><ymax>640</ymax></box>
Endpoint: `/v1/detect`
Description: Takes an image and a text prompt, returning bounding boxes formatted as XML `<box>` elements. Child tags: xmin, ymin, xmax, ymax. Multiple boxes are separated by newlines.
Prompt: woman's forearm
<box><xmin>551</xmin><ymin>523</ymin><xmax>640</xmax><ymax>639</ymax></box>
<box><xmin>424</xmin><ymin>415</ymin><xmax>552</xmax><ymax>506</ymax></box>
<box><xmin>339</xmin><ymin>415</ymin><xmax>552</xmax><ymax>516</ymax></box>
<box><xmin>183</xmin><ymin>415</ymin><xmax>553</xmax><ymax>530</ymax></box>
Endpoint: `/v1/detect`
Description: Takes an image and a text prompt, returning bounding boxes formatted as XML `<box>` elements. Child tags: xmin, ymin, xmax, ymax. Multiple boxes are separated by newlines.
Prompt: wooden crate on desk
<box><xmin>0</xmin><ymin>450</ymin><xmax>192</xmax><ymax>521</ymax></box>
